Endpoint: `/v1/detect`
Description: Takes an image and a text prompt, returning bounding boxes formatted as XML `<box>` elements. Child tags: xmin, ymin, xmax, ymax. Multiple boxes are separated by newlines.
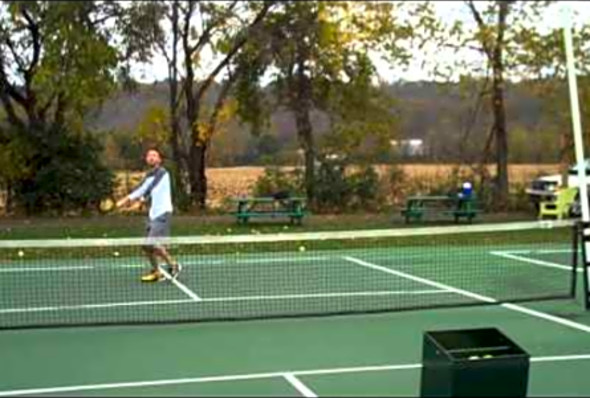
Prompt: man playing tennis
<box><xmin>116</xmin><ymin>148</ymin><xmax>182</xmax><ymax>282</ymax></box>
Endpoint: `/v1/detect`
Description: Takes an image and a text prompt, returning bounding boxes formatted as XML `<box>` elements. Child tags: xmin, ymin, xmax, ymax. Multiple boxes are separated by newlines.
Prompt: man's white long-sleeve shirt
<box><xmin>128</xmin><ymin>166</ymin><xmax>173</xmax><ymax>220</ymax></box>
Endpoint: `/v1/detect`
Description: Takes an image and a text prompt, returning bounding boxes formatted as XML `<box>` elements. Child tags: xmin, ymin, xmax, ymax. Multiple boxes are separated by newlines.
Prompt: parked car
<box><xmin>526</xmin><ymin>159</ymin><xmax>590</xmax><ymax>213</ymax></box>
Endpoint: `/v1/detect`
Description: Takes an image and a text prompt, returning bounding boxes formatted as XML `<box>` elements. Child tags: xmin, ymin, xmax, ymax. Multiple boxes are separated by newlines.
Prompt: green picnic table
<box><xmin>232</xmin><ymin>196</ymin><xmax>307</xmax><ymax>225</ymax></box>
<box><xmin>400</xmin><ymin>194</ymin><xmax>481</xmax><ymax>224</ymax></box>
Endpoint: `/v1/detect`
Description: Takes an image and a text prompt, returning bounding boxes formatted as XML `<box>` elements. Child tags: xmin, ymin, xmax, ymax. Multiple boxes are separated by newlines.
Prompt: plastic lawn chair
<box><xmin>538</xmin><ymin>187</ymin><xmax>578</xmax><ymax>220</ymax></box>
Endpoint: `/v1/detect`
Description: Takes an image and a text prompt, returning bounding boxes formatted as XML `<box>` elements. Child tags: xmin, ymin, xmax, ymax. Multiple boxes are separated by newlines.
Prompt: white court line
<box><xmin>199</xmin><ymin>290</ymin><xmax>449</xmax><ymax>303</ymax></box>
<box><xmin>0</xmin><ymin>299</ymin><xmax>196</xmax><ymax>314</ymax></box>
<box><xmin>0</xmin><ymin>290</ymin><xmax>449</xmax><ymax>314</ymax></box>
<box><xmin>0</xmin><ymin>354</ymin><xmax>589</xmax><ymax>397</ymax></box>
<box><xmin>158</xmin><ymin>267</ymin><xmax>202</xmax><ymax>302</ymax></box>
<box><xmin>0</xmin><ymin>256</ymin><xmax>341</xmax><ymax>273</ymax></box>
<box><xmin>496</xmin><ymin>249</ymin><xmax>575</xmax><ymax>255</ymax></box>
<box><xmin>344</xmin><ymin>256</ymin><xmax>590</xmax><ymax>334</ymax></box>
<box><xmin>490</xmin><ymin>251</ymin><xmax>581</xmax><ymax>273</ymax></box>
<box><xmin>503</xmin><ymin>303</ymin><xmax>590</xmax><ymax>333</ymax></box>
<box><xmin>343</xmin><ymin>257</ymin><xmax>491</xmax><ymax>303</ymax></box>
<box><xmin>283</xmin><ymin>374</ymin><xmax>317</xmax><ymax>398</ymax></box>
<box><xmin>0</xmin><ymin>265</ymin><xmax>95</xmax><ymax>273</ymax></box>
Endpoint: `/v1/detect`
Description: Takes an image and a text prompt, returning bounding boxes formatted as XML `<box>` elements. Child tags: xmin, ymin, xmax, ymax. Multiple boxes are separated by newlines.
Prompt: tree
<box><xmin>510</xmin><ymin>15</ymin><xmax>590</xmax><ymax>183</ymax></box>
<box><xmin>0</xmin><ymin>1</ymin><xmax>164</xmax><ymax>214</ymax></box>
<box><xmin>234</xmin><ymin>1</ymin><xmax>419</xmax><ymax>203</ymax></box>
<box><xmin>0</xmin><ymin>1</ymin><xmax>120</xmax><ymax>134</ymax></box>
<box><xmin>134</xmin><ymin>0</ymin><xmax>276</xmax><ymax>210</ymax></box>
<box><xmin>427</xmin><ymin>1</ymin><xmax>582</xmax><ymax>209</ymax></box>
<box><xmin>0</xmin><ymin>1</ymin><xmax>121</xmax><ymax>213</ymax></box>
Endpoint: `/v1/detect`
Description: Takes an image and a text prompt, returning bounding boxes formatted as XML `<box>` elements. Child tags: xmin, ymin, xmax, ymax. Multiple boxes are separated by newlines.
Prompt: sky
<box><xmin>129</xmin><ymin>1</ymin><xmax>590</xmax><ymax>84</ymax></box>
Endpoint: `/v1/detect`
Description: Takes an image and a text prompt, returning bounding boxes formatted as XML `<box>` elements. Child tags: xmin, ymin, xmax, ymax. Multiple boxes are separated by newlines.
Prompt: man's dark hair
<box><xmin>145</xmin><ymin>147</ymin><xmax>164</xmax><ymax>159</ymax></box>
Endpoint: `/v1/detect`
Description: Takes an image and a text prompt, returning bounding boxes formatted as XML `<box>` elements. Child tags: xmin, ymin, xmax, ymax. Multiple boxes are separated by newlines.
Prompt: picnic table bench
<box><xmin>231</xmin><ymin>196</ymin><xmax>308</xmax><ymax>225</ymax></box>
<box><xmin>400</xmin><ymin>194</ymin><xmax>481</xmax><ymax>224</ymax></box>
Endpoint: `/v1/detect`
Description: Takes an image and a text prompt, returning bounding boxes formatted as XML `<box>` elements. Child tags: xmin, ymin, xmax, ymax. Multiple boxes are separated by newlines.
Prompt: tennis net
<box><xmin>0</xmin><ymin>220</ymin><xmax>579</xmax><ymax>329</ymax></box>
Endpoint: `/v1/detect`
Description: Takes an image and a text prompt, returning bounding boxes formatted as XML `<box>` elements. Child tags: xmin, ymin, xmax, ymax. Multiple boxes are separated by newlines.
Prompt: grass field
<box><xmin>0</xmin><ymin>211</ymin><xmax>541</xmax><ymax>240</ymax></box>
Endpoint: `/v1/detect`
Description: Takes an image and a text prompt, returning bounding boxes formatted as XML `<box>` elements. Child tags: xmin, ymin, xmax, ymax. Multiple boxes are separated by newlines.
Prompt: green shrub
<box><xmin>252</xmin><ymin>166</ymin><xmax>305</xmax><ymax>197</ymax></box>
<box><xmin>314</xmin><ymin>157</ymin><xmax>382</xmax><ymax>212</ymax></box>
<box><xmin>13</xmin><ymin>127</ymin><xmax>114</xmax><ymax>215</ymax></box>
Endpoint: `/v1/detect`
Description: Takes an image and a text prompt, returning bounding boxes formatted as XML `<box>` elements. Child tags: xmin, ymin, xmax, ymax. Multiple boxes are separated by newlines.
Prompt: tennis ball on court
<box><xmin>483</xmin><ymin>354</ymin><xmax>493</xmax><ymax>359</ymax></box>
<box><xmin>113</xmin><ymin>251</ymin><xmax>120</xmax><ymax>257</ymax></box>
<box><xmin>299</xmin><ymin>246</ymin><xmax>306</xmax><ymax>252</ymax></box>
<box><xmin>18</xmin><ymin>250</ymin><xmax>24</xmax><ymax>257</ymax></box>
<box><xmin>468</xmin><ymin>355</ymin><xmax>480</xmax><ymax>360</ymax></box>
<box><xmin>226</xmin><ymin>228</ymin><xmax>232</xmax><ymax>233</ymax></box>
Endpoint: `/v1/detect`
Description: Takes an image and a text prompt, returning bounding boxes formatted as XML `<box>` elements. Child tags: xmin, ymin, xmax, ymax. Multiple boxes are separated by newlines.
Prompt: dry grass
<box><xmin>373</xmin><ymin>164</ymin><xmax>559</xmax><ymax>183</ymax></box>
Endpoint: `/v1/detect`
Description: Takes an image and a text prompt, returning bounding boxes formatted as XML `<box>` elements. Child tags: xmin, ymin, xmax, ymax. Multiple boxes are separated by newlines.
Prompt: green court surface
<box><xmin>2</xmin><ymin>301</ymin><xmax>590</xmax><ymax>396</ymax></box>
<box><xmin>2</xmin><ymin>225</ymin><xmax>590</xmax><ymax>396</ymax></box>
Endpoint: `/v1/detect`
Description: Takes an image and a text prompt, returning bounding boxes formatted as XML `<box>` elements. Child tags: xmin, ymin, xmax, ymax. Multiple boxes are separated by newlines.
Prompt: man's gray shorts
<box><xmin>145</xmin><ymin>212</ymin><xmax>171</xmax><ymax>247</ymax></box>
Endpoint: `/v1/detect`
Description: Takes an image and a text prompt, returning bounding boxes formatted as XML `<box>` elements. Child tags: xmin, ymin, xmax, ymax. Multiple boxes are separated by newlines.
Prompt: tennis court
<box><xmin>2</xmin><ymin>220</ymin><xmax>590</xmax><ymax>396</ymax></box>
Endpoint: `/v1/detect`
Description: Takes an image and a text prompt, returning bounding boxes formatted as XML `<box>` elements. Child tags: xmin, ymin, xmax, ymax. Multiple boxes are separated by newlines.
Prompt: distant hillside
<box><xmin>85</xmin><ymin>79</ymin><xmax>558</xmax><ymax>165</ymax></box>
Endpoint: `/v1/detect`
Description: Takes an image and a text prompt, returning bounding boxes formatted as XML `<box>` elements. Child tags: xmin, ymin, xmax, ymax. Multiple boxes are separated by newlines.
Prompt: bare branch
<box><xmin>189</xmin><ymin>1</ymin><xmax>239</xmax><ymax>58</ymax></box>
<box><xmin>0</xmin><ymin>90</ymin><xmax>25</xmax><ymax>130</ymax></box>
<box><xmin>197</xmin><ymin>2</ymin><xmax>275</xmax><ymax>100</ymax></box>
<box><xmin>206</xmin><ymin>66</ymin><xmax>237</xmax><ymax>138</ymax></box>
<box><xmin>0</xmin><ymin>67</ymin><xmax>27</xmax><ymax>108</ymax></box>
<box><xmin>21</xmin><ymin>8</ymin><xmax>41</xmax><ymax>80</ymax></box>
<box><xmin>3</xmin><ymin>36</ymin><xmax>26</xmax><ymax>73</ymax></box>
<box><xmin>465</xmin><ymin>0</ymin><xmax>492</xmax><ymax>59</ymax></box>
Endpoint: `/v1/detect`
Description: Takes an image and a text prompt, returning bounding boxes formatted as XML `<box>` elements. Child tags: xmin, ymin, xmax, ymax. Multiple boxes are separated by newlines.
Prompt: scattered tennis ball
<box><xmin>18</xmin><ymin>250</ymin><xmax>24</xmax><ymax>257</ymax></box>
<box><xmin>468</xmin><ymin>355</ymin><xmax>480</xmax><ymax>360</ymax></box>
<box><xmin>483</xmin><ymin>354</ymin><xmax>493</xmax><ymax>359</ymax></box>
<box><xmin>283</xmin><ymin>225</ymin><xmax>289</xmax><ymax>230</ymax></box>
<box><xmin>113</xmin><ymin>251</ymin><xmax>120</xmax><ymax>257</ymax></box>
<box><xmin>226</xmin><ymin>228</ymin><xmax>232</xmax><ymax>233</ymax></box>
<box><xmin>299</xmin><ymin>246</ymin><xmax>306</xmax><ymax>252</ymax></box>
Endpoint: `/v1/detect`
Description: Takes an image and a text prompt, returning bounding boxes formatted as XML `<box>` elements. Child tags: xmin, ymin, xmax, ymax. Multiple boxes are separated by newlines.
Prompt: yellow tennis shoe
<box><xmin>141</xmin><ymin>270</ymin><xmax>164</xmax><ymax>282</ymax></box>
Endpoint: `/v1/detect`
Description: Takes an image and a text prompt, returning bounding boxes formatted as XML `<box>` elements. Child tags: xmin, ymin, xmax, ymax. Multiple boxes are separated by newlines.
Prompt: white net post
<box><xmin>561</xmin><ymin>4</ymin><xmax>590</xmax><ymax>296</ymax></box>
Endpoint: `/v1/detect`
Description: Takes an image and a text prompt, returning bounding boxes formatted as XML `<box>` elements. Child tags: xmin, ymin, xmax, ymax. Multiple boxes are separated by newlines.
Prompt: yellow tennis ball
<box><xmin>468</xmin><ymin>355</ymin><xmax>480</xmax><ymax>360</ymax></box>
<box><xmin>18</xmin><ymin>250</ymin><xmax>24</xmax><ymax>257</ymax></box>
<box><xmin>299</xmin><ymin>246</ymin><xmax>306</xmax><ymax>252</ymax></box>
<box><xmin>113</xmin><ymin>251</ymin><xmax>120</xmax><ymax>257</ymax></box>
<box><xmin>483</xmin><ymin>354</ymin><xmax>493</xmax><ymax>359</ymax></box>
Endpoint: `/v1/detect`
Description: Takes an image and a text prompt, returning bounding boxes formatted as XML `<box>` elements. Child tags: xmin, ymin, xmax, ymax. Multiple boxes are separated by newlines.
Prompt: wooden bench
<box><xmin>231</xmin><ymin>196</ymin><xmax>308</xmax><ymax>225</ymax></box>
<box><xmin>401</xmin><ymin>195</ymin><xmax>481</xmax><ymax>223</ymax></box>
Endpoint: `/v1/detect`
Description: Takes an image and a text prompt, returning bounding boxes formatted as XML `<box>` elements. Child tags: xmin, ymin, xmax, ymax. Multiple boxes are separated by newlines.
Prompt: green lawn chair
<box><xmin>538</xmin><ymin>187</ymin><xmax>578</xmax><ymax>220</ymax></box>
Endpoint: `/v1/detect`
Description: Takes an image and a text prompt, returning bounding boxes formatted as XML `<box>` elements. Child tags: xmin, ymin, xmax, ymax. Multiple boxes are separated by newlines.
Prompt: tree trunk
<box><xmin>295</xmin><ymin>104</ymin><xmax>315</xmax><ymax>201</ymax></box>
<box><xmin>189</xmin><ymin>142</ymin><xmax>207</xmax><ymax>209</ymax></box>
<box><xmin>491</xmin><ymin>68</ymin><xmax>509</xmax><ymax>209</ymax></box>
<box><xmin>490</xmin><ymin>2</ymin><xmax>510</xmax><ymax>210</ymax></box>
<box><xmin>293</xmin><ymin>48</ymin><xmax>315</xmax><ymax>202</ymax></box>
<box><xmin>180</xmin><ymin>1</ymin><xmax>205</xmax><ymax>209</ymax></box>
<box><xmin>4</xmin><ymin>182</ymin><xmax>12</xmax><ymax>214</ymax></box>
<box><xmin>167</xmin><ymin>0</ymin><xmax>190</xmax><ymax>207</ymax></box>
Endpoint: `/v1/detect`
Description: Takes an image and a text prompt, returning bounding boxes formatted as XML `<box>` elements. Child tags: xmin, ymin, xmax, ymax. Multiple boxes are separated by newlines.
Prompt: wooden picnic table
<box><xmin>231</xmin><ymin>196</ymin><xmax>307</xmax><ymax>225</ymax></box>
<box><xmin>401</xmin><ymin>194</ymin><xmax>481</xmax><ymax>224</ymax></box>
